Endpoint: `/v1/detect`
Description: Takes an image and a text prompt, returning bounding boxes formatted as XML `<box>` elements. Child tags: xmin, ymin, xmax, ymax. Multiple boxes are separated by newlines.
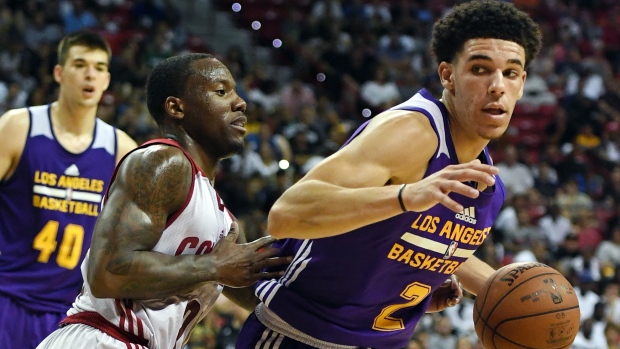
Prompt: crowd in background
<box><xmin>1</xmin><ymin>0</ymin><xmax>620</xmax><ymax>348</ymax></box>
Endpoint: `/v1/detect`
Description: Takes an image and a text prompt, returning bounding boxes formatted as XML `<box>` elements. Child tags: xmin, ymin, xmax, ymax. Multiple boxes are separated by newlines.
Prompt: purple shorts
<box><xmin>0</xmin><ymin>292</ymin><xmax>65</xmax><ymax>349</ymax></box>
<box><xmin>236</xmin><ymin>311</ymin><xmax>318</xmax><ymax>349</ymax></box>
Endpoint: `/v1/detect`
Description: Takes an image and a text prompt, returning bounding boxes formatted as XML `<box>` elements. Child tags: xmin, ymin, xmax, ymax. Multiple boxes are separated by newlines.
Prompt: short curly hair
<box><xmin>431</xmin><ymin>1</ymin><xmax>542</xmax><ymax>69</ymax></box>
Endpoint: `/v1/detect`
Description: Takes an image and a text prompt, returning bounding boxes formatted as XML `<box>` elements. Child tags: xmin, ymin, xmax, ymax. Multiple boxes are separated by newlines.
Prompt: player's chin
<box><xmin>230</xmin><ymin>139</ymin><xmax>245</xmax><ymax>154</ymax></box>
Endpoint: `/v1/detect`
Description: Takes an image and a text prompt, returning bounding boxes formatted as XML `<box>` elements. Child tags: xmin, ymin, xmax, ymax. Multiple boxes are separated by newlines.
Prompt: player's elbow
<box><xmin>267</xmin><ymin>204</ymin><xmax>294</xmax><ymax>239</ymax></box>
<box><xmin>88</xmin><ymin>268</ymin><xmax>121</xmax><ymax>299</ymax></box>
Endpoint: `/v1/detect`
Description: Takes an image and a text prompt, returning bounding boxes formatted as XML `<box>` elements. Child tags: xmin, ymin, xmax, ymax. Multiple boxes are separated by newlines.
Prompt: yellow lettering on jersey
<box><xmin>397</xmin><ymin>249</ymin><xmax>413</xmax><ymax>264</ymax></box>
<box><xmin>32</xmin><ymin>196</ymin><xmax>99</xmax><ymax>216</ymax></box>
<box><xmin>388</xmin><ymin>243</ymin><xmax>405</xmax><ymax>259</ymax></box>
<box><xmin>410</xmin><ymin>214</ymin><xmax>440</xmax><ymax>234</ymax></box>
<box><xmin>410</xmin><ymin>214</ymin><xmax>422</xmax><ymax>229</ymax></box>
<box><xmin>386</xmin><ymin>243</ymin><xmax>459</xmax><ymax>275</ymax></box>
<box><xmin>57</xmin><ymin>176</ymin><xmax>105</xmax><ymax>192</ymax></box>
<box><xmin>438</xmin><ymin>220</ymin><xmax>452</xmax><ymax>238</ymax></box>
<box><xmin>461</xmin><ymin>227</ymin><xmax>474</xmax><ymax>244</ymax></box>
<box><xmin>34</xmin><ymin>171</ymin><xmax>57</xmax><ymax>186</ymax></box>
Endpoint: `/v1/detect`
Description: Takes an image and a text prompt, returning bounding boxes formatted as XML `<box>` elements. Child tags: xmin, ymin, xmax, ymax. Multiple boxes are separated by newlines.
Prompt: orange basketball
<box><xmin>473</xmin><ymin>262</ymin><xmax>580</xmax><ymax>349</ymax></box>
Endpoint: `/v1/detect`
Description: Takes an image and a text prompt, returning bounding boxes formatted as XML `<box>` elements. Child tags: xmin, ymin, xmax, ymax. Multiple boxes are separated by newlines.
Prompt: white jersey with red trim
<box><xmin>65</xmin><ymin>140</ymin><xmax>233</xmax><ymax>349</ymax></box>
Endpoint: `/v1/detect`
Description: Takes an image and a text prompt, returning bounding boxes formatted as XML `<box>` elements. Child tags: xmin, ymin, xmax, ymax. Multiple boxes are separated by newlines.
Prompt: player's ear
<box><xmin>438</xmin><ymin>62</ymin><xmax>455</xmax><ymax>91</ymax></box>
<box><xmin>165</xmin><ymin>96</ymin><xmax>184</xmax><ymax>120</ymax></box>
<box><xmin>53</xmin><ymin>65</ymin><xmax>63</xmax><ymax>84</ymax></box>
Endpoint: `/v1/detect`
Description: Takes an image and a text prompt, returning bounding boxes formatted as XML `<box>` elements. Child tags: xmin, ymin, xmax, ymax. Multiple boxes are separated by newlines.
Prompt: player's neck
<box><xmin>51</xmin><ymin>99</ymin><xmax>97</xmax><ymax>135</ymax></box>
<box><xmin>161</xmin><ymin>129</ymin><xmax>219</xmax><ymax>183</ymax></box>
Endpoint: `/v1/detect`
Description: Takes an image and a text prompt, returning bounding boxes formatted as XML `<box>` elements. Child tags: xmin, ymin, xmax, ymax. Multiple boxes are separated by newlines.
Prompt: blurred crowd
<box><xmin>2</xmin><ymin>0</ymin><xmax>620</xmax><ymax>348</ymax></box>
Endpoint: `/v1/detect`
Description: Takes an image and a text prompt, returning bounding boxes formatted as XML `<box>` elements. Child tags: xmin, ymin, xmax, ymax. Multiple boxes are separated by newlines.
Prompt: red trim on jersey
<box><xmin>103</xmin><ymin>138</ymin><xmax>200</xmax><ymax>229</ymax></box>
<box><xmin>60</xmin><ymin>311</ymin><xmax>149</xmax><ymax>347</ymax></box>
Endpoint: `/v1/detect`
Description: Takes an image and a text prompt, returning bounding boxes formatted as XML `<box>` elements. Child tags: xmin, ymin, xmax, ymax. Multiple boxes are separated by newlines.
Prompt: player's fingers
<box><xmin>436</xmin><ymin>181</ymin><xmax>480</xmax><ymax>200</ymax></box>
<box><xmin>224</xmin><ymin>222</ymin><xmax>239</xmax><ymax>242</ymax></box>
<box><xmin>248</xmin><ymin>235</ymin><xmax>277</xmax><ymax>250</ymax></box>
<box><xmin>257</xmin><ymin>256</ymin><xmax>292</xmax><ymax>269</ymax></box>
<box><xmin>447</xmin><ymin>169</ymin><xmax>497</xmax><ymax>186</ymax></box>
<box><xmin>254</xmin><ymin>270</ymin><xmax>287</xmax><ymax>280</ymax></box>
<box><xmin>453</xmin><ymin>159</ymin><xmax>499</xmax><ymax>174</ymax></box>
<box><xmin>451</xmin><ymin>274</ymin><xmax>463</xmax><ymax>298</ymax></box>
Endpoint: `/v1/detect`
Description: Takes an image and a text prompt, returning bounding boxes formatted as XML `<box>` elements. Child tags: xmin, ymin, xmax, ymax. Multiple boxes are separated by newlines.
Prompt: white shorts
<box><xmin>37</xmin><ymin>324</ymin><xmax>149</xmax><ymax>349</ymax></box>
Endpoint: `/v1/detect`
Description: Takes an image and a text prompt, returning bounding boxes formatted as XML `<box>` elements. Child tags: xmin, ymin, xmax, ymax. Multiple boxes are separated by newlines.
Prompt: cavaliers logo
<box><xmin>443</xmin><ymin>241</ymin><xmax>458</xmax><ymax>259</ymax></box>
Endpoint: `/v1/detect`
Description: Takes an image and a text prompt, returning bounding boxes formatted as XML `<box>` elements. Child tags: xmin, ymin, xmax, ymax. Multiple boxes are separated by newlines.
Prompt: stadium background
<box><xmin>2</xmin><ymin>0</ymin><xmax>620</xmax><ymax>348</ymax></box>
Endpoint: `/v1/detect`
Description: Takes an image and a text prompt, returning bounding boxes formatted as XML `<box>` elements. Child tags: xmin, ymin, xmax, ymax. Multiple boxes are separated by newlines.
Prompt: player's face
<box><xmin>54</xmin><ymin>46</ymin><xmax>110</xmax><ymax>108</ymax></box>
<box><xmin>442</xmin><ymin>38</ymin><xmax>526</xmax><ymax>140</ymax></box>
<box><xmin>183</xmin><ymin>58</ymin><xmax>247</xmax><ymax>158</ymax></box>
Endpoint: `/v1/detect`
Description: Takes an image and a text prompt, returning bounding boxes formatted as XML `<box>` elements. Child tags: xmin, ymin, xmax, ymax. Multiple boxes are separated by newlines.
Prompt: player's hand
<box><xmin>426</xmin><ymin>274</ymin><xmax>463</xmax><ymax>313</ymax></box>
<box><xmin>401</xmin><ymin>159</ymin><xmax>498</xmax><ymax>213</ymax></box>
<box><xmin>207</xmin><ymin>222</ymin><xmax>292</xmax><ymax>288</ymax></box>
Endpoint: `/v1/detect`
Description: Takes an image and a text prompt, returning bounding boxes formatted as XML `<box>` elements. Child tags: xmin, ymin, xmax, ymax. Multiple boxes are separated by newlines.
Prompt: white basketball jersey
<box><xmin>64</xmin><ymin>140</ymin><xmax>233</xmax><ymax>349</ymax></box>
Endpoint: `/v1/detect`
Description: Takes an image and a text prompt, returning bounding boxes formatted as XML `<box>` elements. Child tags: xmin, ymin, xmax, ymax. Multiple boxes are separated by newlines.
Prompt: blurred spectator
<box><xmin>539</xmin><ymin>201</ymin><xmax>573</xmax><ymax>251</ymax></box>
<box><xmin>427</xmin><ymin>316</ymin><xmax>458</xmax><ymax>349</ymax></box>
<box><xmin>60</xmin><ymin>0</ymin><xmax>98</xmax><ymax>33</ymax></box>
<box><xmin>604</xmin><ymin>322</ymin><xmax>620</xmax><ymax>349</ymax></box>
<box><xmin>23</xmin><ymin>11</ymin><xmax>63</xmax><ymax>51</ymax></box>
<box><xmin>279</xmin><ymin>75</ymin><xmax>317</xmax><ymax>117</ymax></box>
<box><xmin>557</xmin><ymin>178</ymin><xmax>594</xmax><ymax>222</ymax></box>
<box><xmin>0</xmin><ymin>81</ymin><xmax>28</xmax><ymax>115</ymax></box>
<box><xmin>597</xmin><ymin>225</ymin><xmax>620</xmax><ymax>268</ymax></box>
<box><xmin>571</xmin><ymin>317</ymin><xmax>609</xmax><ymax>349</ymax></box>
<box><xmin>359</xmin><ymin>65</ymin><xmax>401</xmax><ymax>113</ymax></box>
<box><xmin>496</xmin><ymin>144</ymin><xmax>535</xmax><ymax>196</ymax></box>
<box><xmin>443</xmin><ymin>293</ymin><xmax>476</xmax><ymax>339</ymax></box>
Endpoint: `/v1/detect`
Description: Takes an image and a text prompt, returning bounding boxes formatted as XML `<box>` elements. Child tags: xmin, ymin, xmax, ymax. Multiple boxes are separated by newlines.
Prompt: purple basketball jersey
<box><xmin>253</xmin><ymin>89</ymin><xmax>506</xmax><ymax>348</ymax></box>
<box><xmin>0</xmin><ymin>104</ymin><xmax>117</xmax><ymax>314</ymax></box>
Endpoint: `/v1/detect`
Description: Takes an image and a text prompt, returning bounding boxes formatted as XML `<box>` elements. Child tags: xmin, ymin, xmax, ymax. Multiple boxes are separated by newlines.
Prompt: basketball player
<box><xmin>236</xmin><ymin>1</ymin><xmax>543</xmax><ymax>348</ymax></box>
<box><xmin>0</xmin><ymin>31</ymin><xmax>137</xmax><ymax>349</ymax></box>
<box><xmin>36</xmin><ymin>53</ymin><xmax>290</xmax><ymax>349</ymax></box>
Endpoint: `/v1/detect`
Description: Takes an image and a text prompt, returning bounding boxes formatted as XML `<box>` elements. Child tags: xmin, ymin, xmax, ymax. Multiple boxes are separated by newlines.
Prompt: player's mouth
<box><xmin>230</xmin><ymin>115</ymin><xmax>247</xmax><ymax>134</ymax></box>
<box><xmin>82</xmin><ymin>86</ymin><xmax>96</xmax><ymax>97</ymax></box>
<box><xmin>482</xmin><ymin>103</ymin><xmax>507</xmax><ymax>117</ymax></box>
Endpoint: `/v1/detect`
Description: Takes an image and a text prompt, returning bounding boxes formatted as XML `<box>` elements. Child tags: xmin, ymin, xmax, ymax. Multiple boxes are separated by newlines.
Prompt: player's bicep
<box><xmin>302</xmin><ymin>110</ymin><xmax>437</xmax><ymax>188</ymax></box>
<box><xmin>89</xmin><ymin>147</ymin><xmax>192</xmax><ymax>273</ymax></box>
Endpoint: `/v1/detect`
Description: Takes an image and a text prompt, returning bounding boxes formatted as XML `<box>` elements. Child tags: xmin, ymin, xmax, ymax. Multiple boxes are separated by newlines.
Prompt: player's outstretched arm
<box><xmin>87</xmin><ymin>146</ymin><xmax>289</xmax><ymax>300</ymax></box>
<box><xmin>268</xmin><ymin>110</ymin><xmax>498</xmax><ymax>240</ymax></box>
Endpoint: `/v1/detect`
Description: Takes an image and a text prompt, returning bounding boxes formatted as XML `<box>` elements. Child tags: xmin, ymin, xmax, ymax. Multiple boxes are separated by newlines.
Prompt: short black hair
<box><xmin>57</xmin><ymin>30</ymin><xmax>112</xmax><ymax>66</ymax></box>
<box><xmin>431</xmin><ymin>1</ymin><xmax>542</xmax><ymax>69</ymax></box>
<box><xmin>146</xmin><ymin>53</ymin><xmax>215</xmax><ymax>125</ymax></box>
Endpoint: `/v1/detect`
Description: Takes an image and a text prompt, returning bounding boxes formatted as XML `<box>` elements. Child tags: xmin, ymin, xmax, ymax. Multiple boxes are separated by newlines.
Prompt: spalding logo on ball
<box><xmin>474</xmin><ymin>262</ymin><xmax>580</xmax><ymax>349</ymax></box>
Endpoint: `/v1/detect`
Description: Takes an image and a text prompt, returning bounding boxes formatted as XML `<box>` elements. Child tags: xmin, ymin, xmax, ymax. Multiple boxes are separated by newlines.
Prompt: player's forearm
<box><xmin>222</xmin><ymin>286</ymin><xmax>259</xmax><ymax>312</ymax></box>
<box><xmin>455</xmin><ymin>256</ymin><xmax>495</xmax><ymax>296</ymax></box>
<box><xmin>268</xmin><ymin>179</ymin><xmax>405</xmax><ymax>239</ymax></box>
<box><xmin>89</xmin><ymin>251</ymin><xmax>218</xmax><ymax>300</ymax></box>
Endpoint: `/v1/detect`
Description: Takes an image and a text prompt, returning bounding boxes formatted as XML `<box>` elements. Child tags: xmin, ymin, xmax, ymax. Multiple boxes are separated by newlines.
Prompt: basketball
<box><xmin>473</xmin><ymin>262</ymin><xmax>580</xmax><ymax>349</ymax></box>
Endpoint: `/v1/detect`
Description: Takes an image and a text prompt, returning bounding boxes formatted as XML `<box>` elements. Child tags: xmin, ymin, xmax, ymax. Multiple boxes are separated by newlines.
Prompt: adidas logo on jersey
<box><xmin>455</xmin><ymin>206</ymin><xmax>477</xmax><ymax>224</ymax></box>
<box><xmin>64</xmin><ymin>164</ymin><xmax>80</xmax><ymax>176</ymax></box>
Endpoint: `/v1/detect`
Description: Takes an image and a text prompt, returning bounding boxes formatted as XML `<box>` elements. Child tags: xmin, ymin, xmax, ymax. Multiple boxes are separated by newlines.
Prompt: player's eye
<box><xmin>472</xmin><ymin>66</ymin><xmax>486</xmax><ymax>74</ymax></box>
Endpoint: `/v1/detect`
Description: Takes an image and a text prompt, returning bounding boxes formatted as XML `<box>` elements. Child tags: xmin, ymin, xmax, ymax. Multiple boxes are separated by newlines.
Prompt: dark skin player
<box><xmin>87</xmin><ymin>55</ymin><xmax>290</xmax><ymax>309</ymax></box>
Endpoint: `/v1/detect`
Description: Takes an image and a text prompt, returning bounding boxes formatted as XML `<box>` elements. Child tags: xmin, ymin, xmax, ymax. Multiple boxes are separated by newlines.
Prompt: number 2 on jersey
<box><xmin>32</xmin><ymin>220</ymin><xmax>84</xmax><ymax>269</ymax></box>
<box><xmin>373</xmin><ymin>282</ymin><xmax>432</xmax><ymax>331</ymax></box>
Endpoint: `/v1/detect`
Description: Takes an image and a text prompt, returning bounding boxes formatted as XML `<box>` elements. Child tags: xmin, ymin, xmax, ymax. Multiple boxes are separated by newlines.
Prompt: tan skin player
<box><xmin>268</xmin><ymin>37</ymin><xmax>528</xmax><ymax>304</ymax></box>
<box><xmin>86</xmin><ymin>56</ymin><xmax>290</xmax><ymax>308</ymax></box>
<box><xmin>0</xmin><ymin>44</ymin><xmax>137</xmax><ymax>179</ymax></box>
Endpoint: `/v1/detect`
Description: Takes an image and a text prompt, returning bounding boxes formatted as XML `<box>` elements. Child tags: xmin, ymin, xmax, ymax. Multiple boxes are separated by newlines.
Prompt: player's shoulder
<box><xmin>0</xmin><ymin>107</ymin><xmax>30</xmax><ymax>134</ymax></box>
<box><xmin>122</xmin><ymin>143</ymin><xmax>192</xmax><ymax>179</ymax></box>
<box><xmin>367</xmin><ymin>109</ymin><xmax>437</xmax><ymax>143</ymax></box>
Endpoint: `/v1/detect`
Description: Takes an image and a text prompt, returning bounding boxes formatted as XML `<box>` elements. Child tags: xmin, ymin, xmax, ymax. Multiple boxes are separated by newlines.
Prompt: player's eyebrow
<box><xmin>467</xmin><ymin>54</ymin><xmax>524</xmax><ymax>68</ymax></box>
